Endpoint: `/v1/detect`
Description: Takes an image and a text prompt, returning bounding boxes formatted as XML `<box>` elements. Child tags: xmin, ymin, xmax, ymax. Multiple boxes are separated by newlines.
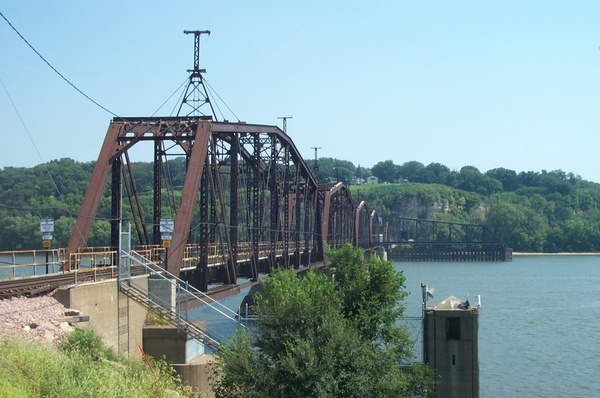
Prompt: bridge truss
<box><xmin>385</xmin><ymin>217</ymin><xmax>512</xmax><ymax>261</ymax></box>
<box><xmin>67</xmin><ymin>118</ymin><xmax>383</xmax><ymax>291</ymax></box>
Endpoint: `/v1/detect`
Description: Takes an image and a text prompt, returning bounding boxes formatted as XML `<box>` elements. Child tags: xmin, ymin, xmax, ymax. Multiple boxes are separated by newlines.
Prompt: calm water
<box><xmin>398</xmin><ymin>255</ymin><xmax>600</xmax><ymax>397</ymax></box>
<box><xmin>183</xmin><ymin>256</ymin><xmax>600</xmax><ymax>397</ymax></box>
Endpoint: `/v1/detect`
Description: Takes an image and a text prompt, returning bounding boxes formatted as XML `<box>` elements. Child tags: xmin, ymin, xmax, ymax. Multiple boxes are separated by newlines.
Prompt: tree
<box><xmin>485</xmin><ymin>201</ymin><xmax>547</xmax><ymax>251</ymax></box>
<box><xmin>316</xmin><ymin>158</ymin><xmax>356</xmax><ymax>184</ymax></box>
<box><xmin>212</xmin><ymin>245</ymin><xmax>433</xmax><ymax>397</ymax></box>
<box><xmin>454</xmin><ymin>166</ymin><xmax>503</xmax><ymax>195</ymax></box>
<box><xmin>397</xmin><ymin>161</ymin><xmax>425</xmax><ymax>183</ymax></box>
<box><xmin>371</xmin><ymin>160</ymin><xmax>399</xmax><ymax>183</ymax></box>
<box><xmin>423</xmin><ymin>162</ymin><xmax>454</xmax><ymax>185</ymax></box>
<box><xmin>327</xmin><ymin>244</ymin><xmax>409</xmax><ymax>348</ymax></box>
<box><xmin>486</xmin><ymin>167</ymin><xmax>519</xmax><ymax>191</ymax></box>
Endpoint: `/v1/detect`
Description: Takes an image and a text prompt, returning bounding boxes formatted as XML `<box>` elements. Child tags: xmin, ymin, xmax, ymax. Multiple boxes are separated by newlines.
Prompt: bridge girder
<box><xmin>67</xmin><ymin>118</ymin><xmax>323</xmax><ymax>288</ymax></box>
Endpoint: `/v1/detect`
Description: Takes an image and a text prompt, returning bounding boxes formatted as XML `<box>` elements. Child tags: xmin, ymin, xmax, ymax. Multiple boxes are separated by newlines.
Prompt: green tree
<box><xmin>423</xmin><ymin>162</ymin><xmax>455</xmax><ymax>185</ymax></box>
<box><xmin>454</xmin><ymin>166</ymin><xmax>503</xmax><ymax>195</ymax></box>
<box><xmin>397</xmin><ymin>161</ymin><xmax>425</xmax><ymax>183</ymax></box>
<box><xmin>486</xmin><ymin>167</ymin><xmax>519</xmax><ymax>191</ymax></box>
<box><xmin>212</xmin><ymin>245</ymin><xmax>432</xmax><ymax>397</ymax></box>
<box><xmin>485</xmin><ymin>201</ymin><xmax>547</xmax><ymax>251</ymax></box>
<box><xmin>371</xmin><ymin>160</ymin><xmax>399</xmax><ymax>183</ymax></box>
<box><xmin>317</xmin><ymin>158</ymin><xmax>356</xmax><ymax>184</ymax></box>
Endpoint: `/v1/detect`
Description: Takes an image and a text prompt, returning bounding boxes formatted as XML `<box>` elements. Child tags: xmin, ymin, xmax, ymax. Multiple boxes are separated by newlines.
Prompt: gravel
<box><xmin>0</xmin><ymin>293</ymin><xmax>76</xmax><ymax>345</ymax></box>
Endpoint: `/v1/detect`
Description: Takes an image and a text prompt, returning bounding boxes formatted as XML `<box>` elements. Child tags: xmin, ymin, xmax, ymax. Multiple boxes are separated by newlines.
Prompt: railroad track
<box><xmin>0</xmin><ymin>266</ymin><xmax>242</xmax><ymax>301</ymax></box>
<box><xmin>0</xmin><ymin>268</ymin><xmax>119</xmax><ymax>298</ymax></box>
<box><xmin>0</xmin><ymin>261</ymin><xmax>327</xmax><ymax>300</ymax></box>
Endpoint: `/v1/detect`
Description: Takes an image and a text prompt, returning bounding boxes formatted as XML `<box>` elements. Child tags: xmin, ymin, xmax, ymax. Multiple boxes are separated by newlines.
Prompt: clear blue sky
<box><xmin>2</xmin><ymin>1</ymin><xmax>600</xmax><ymax>182</ymax></box>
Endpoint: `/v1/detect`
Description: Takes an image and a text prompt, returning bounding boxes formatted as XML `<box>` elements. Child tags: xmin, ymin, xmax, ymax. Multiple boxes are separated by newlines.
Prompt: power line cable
<box><xmin>204</xmin><ymin>78</ymin><xmax>240</xmax><ymax>122</ymax></box>
<box><xmin>0</xmin><ymin>77</ymin><xmax>92</xmax><ymax>248</ymax></box>
<box><xmin>152</xmin><ymin>77</ymin><xmax>188</xmax><ymax>117</ymax></box>
<box><xmin>0</xmin><ymin>10</ymin><xmax>119</xmax><ymax>117</ymax></box>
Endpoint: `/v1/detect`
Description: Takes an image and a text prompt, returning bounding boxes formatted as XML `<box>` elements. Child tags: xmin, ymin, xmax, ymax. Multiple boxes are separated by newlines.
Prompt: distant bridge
<box><xmin>383</xmin><ymin>217</ymin><xmax>512</xmax><ymax>262</ymax></box>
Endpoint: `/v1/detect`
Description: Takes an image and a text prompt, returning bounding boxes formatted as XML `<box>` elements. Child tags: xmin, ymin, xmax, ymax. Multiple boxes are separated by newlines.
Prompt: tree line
<box><xmin>1</xmin><ymin>157</ymin><xmax>600</xmax><ymax>252</ymax></box>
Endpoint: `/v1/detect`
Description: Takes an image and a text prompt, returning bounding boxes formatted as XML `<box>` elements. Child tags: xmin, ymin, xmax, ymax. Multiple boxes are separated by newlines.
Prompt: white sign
<box><xmin>40</xmin><ymin>218</ymin><xmax>54</xmax><ymax>233</ymax></box>
<box><xmin>160</xmin><ymin>218</ymin><xmax>174</xmax><ymax>233</ymax></box>
<box><xmin>160</xmin><ymin>218</ymin><xmax>174</xmax><ymax>242</ymax></box>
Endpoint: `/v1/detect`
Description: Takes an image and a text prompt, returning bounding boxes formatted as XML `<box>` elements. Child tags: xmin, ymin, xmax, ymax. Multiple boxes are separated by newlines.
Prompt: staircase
<box><xmin>119</xmin><ymin>250</ymin><xmax>244</xmax><ymax>353</ymax></box>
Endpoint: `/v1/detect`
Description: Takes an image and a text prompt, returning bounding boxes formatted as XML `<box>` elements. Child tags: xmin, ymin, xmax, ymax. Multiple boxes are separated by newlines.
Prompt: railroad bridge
<box><xmin>0</xmin><ymin>120</ymin><xmax>512</xmax><ymax>295</ymax></box>
<box><xmin>63</xmin><ymin>117</ymin><xmax>385</xmax><ymax>292</ymax></box>
<box><xmin>384</xmin><ymin>217</ymin><xmax>512</xmax><ymax>262</ymax></box>
<box><xmin>1</xmin><ymin>31</ymin><xmax>511</xmax><ymax>296</ymax></box>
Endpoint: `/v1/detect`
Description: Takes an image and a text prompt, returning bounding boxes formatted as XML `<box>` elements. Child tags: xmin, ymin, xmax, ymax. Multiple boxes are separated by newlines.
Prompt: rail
<box><xmin>127</xmin><ymin>250</ymin><xmax>243</xmax><ymax>325</ymax></box>
<box><xmin>0</xmin><ymin>241</ymin><xmax>307</xmax><ymax>281</ymax></box>
<box><xmin>121</xmin><ymin>250</ymin><xmax>245</xmax><ymax>351</ymax></box>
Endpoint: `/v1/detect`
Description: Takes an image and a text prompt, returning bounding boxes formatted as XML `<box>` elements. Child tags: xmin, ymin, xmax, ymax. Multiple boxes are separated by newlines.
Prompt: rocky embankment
<box><xmin>0</xmin><ymin>294</ymin><xmax>77</xmax><ymax>345</ymax></box>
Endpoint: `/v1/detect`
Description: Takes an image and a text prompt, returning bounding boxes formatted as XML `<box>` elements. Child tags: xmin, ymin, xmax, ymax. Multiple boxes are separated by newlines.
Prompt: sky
<box><xmin>2</xmin><ymin>1</ymin><xmax>600</xmax><ymax>182</ymax></box>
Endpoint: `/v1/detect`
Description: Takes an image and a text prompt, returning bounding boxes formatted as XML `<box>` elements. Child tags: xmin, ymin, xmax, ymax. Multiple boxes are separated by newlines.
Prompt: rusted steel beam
<box><xmin>110</xmin><ymin>158</ymin><xmax>121</xmax><ymax>247</ymax></box>
<box><xmin>321</xmin><ymin>182</ymin><xmax>343</xmax><ymax>246</ymax></box>
<box><xmin>67</xmin><ymin>123</ymin><xmax>123</xmax><ymax>260</ymax></box>
<box><xmin>167</xmin><ymin>122</ymin><xmax>211</xmax><ymax>277</ymax></box>
<box><xmin>210</xmin><ymin>122</ymin><xmax>317</xmax><ymax>188</ymax></box>
<box><xmin>370</xmin><ymin>210</ymin><xmax>378</xmax><ymax>247</ymax></box>
<box><xmin>228</xmin><ymin>135</ymin><xmax>239</xmax><ymax>284</ymax></box>
<box><xmin>354</xmin><ymin>201</ymin><xmax>366</xmax><ymax>247</ymax></box>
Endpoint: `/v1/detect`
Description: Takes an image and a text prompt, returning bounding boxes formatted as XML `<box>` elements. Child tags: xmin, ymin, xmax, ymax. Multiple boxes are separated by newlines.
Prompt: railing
<box><xmin>0</xmin><ymin>240</ymin><xmax>312</xmax><ymax>281</ymax></box>
<box><xmin>122</xmin><ymin>250</ymin><xmax>245</xmax><ymax>351</ymax></box>
<box><xmin>0</xmin><ymin>248</ymin><xmax>65</xmax><ymax>279</ymax></box>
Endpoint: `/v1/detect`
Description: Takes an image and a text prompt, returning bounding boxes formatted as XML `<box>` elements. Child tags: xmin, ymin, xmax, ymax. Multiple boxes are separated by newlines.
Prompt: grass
<box><xmin>0</xmin><ymin>330</ymin><xmax>204</xmax><ymax>398</ymax></box>
<box><xmin>145</xmin><ymin>309</ymin><xmax>172</xmax><ymax>326</ymax></box>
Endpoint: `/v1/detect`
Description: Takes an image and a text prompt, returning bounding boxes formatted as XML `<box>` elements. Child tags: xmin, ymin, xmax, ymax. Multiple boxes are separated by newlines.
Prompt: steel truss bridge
<box><xmin>384</xmin><ymin>217</ymin><xmax>512</xmax><ymax>262</ymax></box>
<box><xmin>0</xmin><ymin>119</ymin><xmax>511</xmax><ymax>294</ymax></box>
<box><xmin>62</xmin><ymin>117</ymin><xmax>386</xmax><ymax>292</ymax></box>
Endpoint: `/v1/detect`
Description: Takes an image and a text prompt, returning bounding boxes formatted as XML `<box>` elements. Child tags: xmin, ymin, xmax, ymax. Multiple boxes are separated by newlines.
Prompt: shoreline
<box><xmin>512</xmin><ymin>252</ymin><xmax>600</xmax><ymax>256</ymax></box>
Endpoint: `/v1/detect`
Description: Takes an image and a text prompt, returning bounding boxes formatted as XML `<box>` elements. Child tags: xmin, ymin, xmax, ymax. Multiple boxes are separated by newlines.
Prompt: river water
<box><xmin>5</xmin><ymin>251</ymin><xmax>596</xmax><ymax>395</ymax></box>
<box><xmin>200</xmin><ymin>255</ymin><xmax>600</xmax><ymax>396</ymax></box>
<box><xmin>398</xmin><ymin>255</ymin><xmax>600</xmax><ymax>397</ymax></box>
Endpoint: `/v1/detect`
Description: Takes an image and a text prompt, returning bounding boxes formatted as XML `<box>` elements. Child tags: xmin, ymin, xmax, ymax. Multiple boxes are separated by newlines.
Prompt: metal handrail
<box><xmin>120</xmin><ymin>279</ymin><xmax>224</xmax><ymax>348</ymax></box>
<box><xmin>127</xmin><ymin>250</ymin><xmax>244</xmax><ymax>326</ymax></box>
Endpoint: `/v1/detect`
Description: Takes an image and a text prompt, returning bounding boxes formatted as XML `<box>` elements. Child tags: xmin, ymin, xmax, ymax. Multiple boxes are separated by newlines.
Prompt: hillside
<box><xmin>350</xmin><ymin>178</ymin><xmax>600</xmax><ymax>252</ymax></box>
<box><xmin>2</xmin><ymin>158</ymin><xmax>600</xmax><ymax>252</ymax></box>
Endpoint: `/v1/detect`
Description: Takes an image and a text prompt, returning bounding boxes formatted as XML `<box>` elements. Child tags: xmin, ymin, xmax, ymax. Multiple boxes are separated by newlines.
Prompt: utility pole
<box><xmin>178</xmin><ymin>30</ymin><xmax>216</xmax><ymax>118</ymax></box>
<box><xmin>277</xmin><ymin>115</ymin><xmax>293</xmax><ymax>134</ymax></box>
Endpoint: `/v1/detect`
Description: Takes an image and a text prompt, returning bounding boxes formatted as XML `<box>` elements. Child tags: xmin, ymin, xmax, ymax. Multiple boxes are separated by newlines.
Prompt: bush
<box><xmin>0</xmin><ymin>331</ymin><xmax>199</xmax><ymax>398</ymax></box>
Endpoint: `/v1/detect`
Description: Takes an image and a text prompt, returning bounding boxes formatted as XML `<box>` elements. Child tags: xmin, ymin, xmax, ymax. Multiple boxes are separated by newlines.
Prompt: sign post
<box><xmin>160</xmin><ymin>218</ymin><xmax>174</xmax><ymax>269</ymax></box>
<box><xmin>40</xmin><ymin>218</ymin><xmax>54</xmax><ymax>274</ymax></box>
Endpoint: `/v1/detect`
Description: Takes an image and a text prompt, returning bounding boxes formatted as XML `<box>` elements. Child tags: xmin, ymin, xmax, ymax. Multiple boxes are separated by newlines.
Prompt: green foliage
<box><xmin>0</xmin><ymin>157</ymin><xmax>194</xmax><ymax>250</ymax></box>
<box><xmin>316</xmin><ymin>157</ymin><xmax>356</xmax><ymax>184</ymax></box>
<box><xmin>59</xmin><ymin>329</ymin><xmax>119</xmax><ymax>362</ymax></box>
<box><xmin>327</xmin><ymin>244</ymin><xmax>409</xmax><ymax>348</ymax></box>
<box><xmin>454</xmin><ymin>166</ymin><xmax>503</xmax><ymax>195</ymax></box>
<box><xmin>4</xmin><ymin>156</ymin><xmax>600</xmax><ymax>252</ymax></box>
<box><xmin>0</xmin><ymin>331</ymin><xmax>197</xmax><ymax>398</ymax></box>
<box><xmin>372</xmin><ymin>160</ymin><xmax>399</xmax><ymax>182</ymax></box>
<box><xmin>397</xmin><ymin>161</ymin><xmax>425</xmax><ymax>182</ymax></box>
<box><xmin>212</xmin><ymin>246</ymin><xmax>433</xmax><ymax>397</ymax></box>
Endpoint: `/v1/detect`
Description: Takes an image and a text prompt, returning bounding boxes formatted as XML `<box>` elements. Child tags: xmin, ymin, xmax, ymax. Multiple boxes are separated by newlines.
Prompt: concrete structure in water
<box><xmin>424</xmin><ymin>295</ymin><xmax>480</xmax><ymax>398</ymax></box>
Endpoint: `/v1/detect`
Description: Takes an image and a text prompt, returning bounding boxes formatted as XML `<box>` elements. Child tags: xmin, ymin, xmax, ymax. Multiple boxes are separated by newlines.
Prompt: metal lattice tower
<box><xmin>311</xmin><ymin>146</ymin><xmax>321</xmax><ymax>181</ymax></box>
<box><xmin>277</xmin><ymin>115</ymin><xmax>293</xmax><ymax>134</ymax></box>
<box><xmin>177</xmin><ymin>30</ymin><xmax>217</xmax><ymax>119</ymax></box>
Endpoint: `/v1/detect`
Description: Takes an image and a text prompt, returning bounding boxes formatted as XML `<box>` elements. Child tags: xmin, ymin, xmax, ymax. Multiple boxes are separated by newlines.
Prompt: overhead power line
<box><xmin>0</xmin><ymin>10</ymin><xmax>118</xmax><ymax>117</ymax></box>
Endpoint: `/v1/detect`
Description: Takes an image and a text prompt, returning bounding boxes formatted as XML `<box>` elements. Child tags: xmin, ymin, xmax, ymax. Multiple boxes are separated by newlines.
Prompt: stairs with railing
<box><xmin>119</xmin><ymin>250</ymin><xmax>245</xmax><ymax>353</ymax></box>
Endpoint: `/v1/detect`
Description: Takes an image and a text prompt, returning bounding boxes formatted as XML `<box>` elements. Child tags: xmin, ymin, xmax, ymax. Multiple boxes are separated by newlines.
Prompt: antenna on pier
<box><xmin>177</xmin><ymin>30</ymin><xmax>217</xmax><ymax>119</ymax></box>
